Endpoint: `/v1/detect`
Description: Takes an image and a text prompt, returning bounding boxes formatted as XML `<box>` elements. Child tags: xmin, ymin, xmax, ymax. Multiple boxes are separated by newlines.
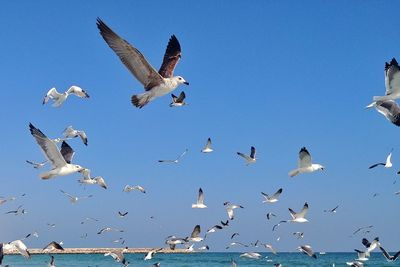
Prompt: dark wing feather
<box><xmin>250</xmin><ymin>146</ymin><xmax>256</xmax><ymax>159</ymax></box>
<box><xmin>368</xmin><ymin>163</ymin><xmax>385</xmax><ymax>169</ymax></box>
<box><xmin>158</xmin><ymin>35</ymin><xmax>182</xmax><ymax>78</ymax></box>
<box><xmin>60</xmin><ymin>141</ymin><xmax>75</xmax><ymax>164</ymax></box>
<box><xmin>379</xmin><ymin>246</ymin><xmax>391</xmax><ymax>260</ymax></box>
<box><xmin>176</xmin><ymin>91</ymin><xmax>186</xmax><ymax>102</ymax></box>
<box><xmin>362</xmin><ymin>238</ymin><xmax>371</xmax><ymax>248</ymax></box>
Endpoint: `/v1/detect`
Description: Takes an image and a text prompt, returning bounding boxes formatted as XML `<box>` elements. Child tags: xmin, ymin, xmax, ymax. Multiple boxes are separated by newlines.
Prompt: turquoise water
<box><xmin>2</xmin><ymin>252</ymin><xmax>399</xmax><ymax>266</ymax></box>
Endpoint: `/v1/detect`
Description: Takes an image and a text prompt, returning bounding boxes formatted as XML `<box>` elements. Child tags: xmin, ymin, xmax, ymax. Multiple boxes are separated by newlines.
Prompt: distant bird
<box><xmin>297</xmin><ymin>245</ymin><xmax>317</xmax><ymax>259</ymax></box>
<box><xmin>118</xmin><ymin>211</ymin><xmax>128</xmax><ymax>217</ymax></box>
<box><xmin>192</xmin><ymin>188</ymin><xmax>207</xmax><ymax>208</ymax></box>
<box><xmin>112</xmin><ymin>238</ymin><xmax>125</xmax><ymax>244</ymax></box>
<box><xmin>293</xmin><ymin>232</ymin><xmax>304</xmax><ymax>239</ymax></box>
<box><xmin>362</xmin><ymin>237</ymin><xmax>380</xmax><ymax>256</ymax></box>
<box><xmin>226</xmin><ymin>242</ymin><xmax>249</xmax><ymax>249</ymax></box>
<box><xmin>239</xmin><ymin>252</ymin><xmax>262</xmax><ymax>259</ymax></box>
<box><xmin>371</xmin><ymin>100</ymin><xmax>400</xmax><ymax>126</ymax></box>
<box><xmin>80</xmin><ymin>217</ymin><xmax>99</xmax><ymax>224</ymax></box>
<box><xmin>26</xmin><ymin>159</ymin><xmax>48</xmax><ymax>169</ymax></box>
<box><xmin>289</xmin><ymin>147</ymin><xmax>324</xmax><ymax>177</ymax></box>
<box><xmin>188</xmin><ymin>225</ymin><xmax>203</xmax><ymax>242</ymax></box>
<box><xmin>266</xmin><ymin>212</ymin><xmax>276</xmax><ymax>220</ymax></box>
<box><xmin>272</xmin><ymin>221</ymin><xmax>287</xmax><ymax>232</ymax></box>
<box><xmin>221</xmin><ymin>220</ymin><xmax>229</xmax><ymax>227</ymax></box>
<box><xmin>352</xmin><ymin>225</ymin><xmax>373</xmax><ymax>236</ymax></box>
<box><xmin>29</xmin><ymin>123</ymin><xmax>84</xmax><ymax>179</ymax></box>
<box><xmin>96</xmin><ymin>18</ymin><xmax>189</xmax><ymax>108</ymax></box>
<box><xmin>151</xmin><ymin>263</ymin><xmax>161</xmax><ymax>267</ymax></box>
<box><xmin>62</xmin><ymin>126</ymin><xmax>88</xmax><ymax>146</ymax></box>
<box><xmin>201</xmin><ymin>138</ymin><xmax>213</xmax><ymax>153</ymax></box>
<box><xmin>346</xmin><ymin>261</ymin><xmax>364</xmax><ymax>267</ymax></box>
<box><xmin>205</xmin><ymin>225</ymin><xmax>223</xmax><ymax>237</ymax></box>
<box><xmin>170</xmin><ymin>91</ymin><xmax>187</xmax><ymax>107</ymax></box>
<box><xmin>60</xmin><ymin>190</ymin><xmax>92</xmax><ymax>204</ymax></box>
<box><xmin>158</xmin><ymin>149</ymin><xmax>188</xmax><ymax>163</ymax></box>
<box><xmin>198</xmin><ymin>245</ymin><xmax>209</xmax><ymax>251</ymax></box>
<box><xmin>354</xmin><ymin>249</ymin><xmax>369</xmax><ymax>261</ymax></box>
<box><xmin>5</xmin><ymin>205</ymin><xmax>27</xmax><ymax>215</ymax></box>
<box><xmin>48</xmin><ymin>255</ymin><xmax>55</xmax><ymax>267</ymax></box>
<box><xmin>287</xmin><ymin>202</ymin><xmax>309</xmax><ymax>223</ymax></box>
<box><xmin>47</xmin><ymin>223</ymin><xmax>56</xmax><ymax>228</ymax></box>
<box><xmin>263</xmin><ymin>244</ymin><xmax>277</xmax><ymax>255</ymax></box>
<box><xmin>237</xmin><ymin>146</ymin><xmax>257</xmax><ymax>165</ymax></box>
<box><xmin>261</xmin><ymin>188</ymin><xmax>283</xmax><ymax>203</ymax></box>
<box><xmin>324</xmin><ymin>205</ymin><xmax>339</xmax><ymax>213</ymax></box>
<box><xmin>43</xmin><ymin>241</ymin><xmax>64</xmax><ymax>253</ymax></box>
<box><xmin>104</xmin><ymin>247</ymin><xmax>129</xmax><ymax>266</ymax></box>
<box><xmin>165</xmin><ymin>236</ymin><xmax>188</xmax><ymax>250</ymax></box>
<box><xmin>224</xmin><ymin>202</ymin><xmax>244</xmax><ymax>220</ymax></box>
<box><xmin>78</xmin><ymin>168</ymin><xmax>108</xmax><ymax>189</ymax></box>
<box><xmin>123</xmin><ymin>185</ymin><xmax>146</xmax><ymax>193</ymax></box>
<box><xmin>379</xmin><ymin>246</ymin><xmax>400</xmax><ymax>262</ymax></box>
<box><xmin>43</xmin><ymin>86</ymin><xmax>89</xmax><ymax>107</ymax></box>
<box><xmin>231</xmin><ymin>233</ymin><xmax>240</xmax><ymax>239</ymax></box>
<box><xmin>366</xmin><ymin>58</ymin><xmax>400</xmax><ymax>107</ymax></box>
<box><xmin>97</xmin><ymin>227</ymin><xmax>124</xmax><ymax>235</ymax></box>
<box><xmin>395</xmin><ymin>191</ymin><xmax>400</xmax><ymax>196</ymax></box>
<box><xmin>369</xmin><ymin>149</ymin><xmax>393</xmax><ymax>169</ymax></box>
<box><xmin>3</xmin><ymin>240</ymin><xmax>30</xmax><ymax>259</ymax></box>
<box><xmin>144</xmin><ymin>248</ymin><xmax>162</xmax><ymax>260</ymax></box>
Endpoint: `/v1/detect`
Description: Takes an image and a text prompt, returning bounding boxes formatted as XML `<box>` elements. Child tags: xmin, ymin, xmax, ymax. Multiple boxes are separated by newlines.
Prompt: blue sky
<box><xmin>0</xmin><ymin>0</ymin><xmax>400</xmax><ymax>252</ymax></box>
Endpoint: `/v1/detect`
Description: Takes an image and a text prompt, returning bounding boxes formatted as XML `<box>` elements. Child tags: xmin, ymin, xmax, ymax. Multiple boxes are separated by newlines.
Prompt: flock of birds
<box><xmin>1</xmin><ymin>17</ymin><xmax>400</xmax><ymax>267</ymax></box>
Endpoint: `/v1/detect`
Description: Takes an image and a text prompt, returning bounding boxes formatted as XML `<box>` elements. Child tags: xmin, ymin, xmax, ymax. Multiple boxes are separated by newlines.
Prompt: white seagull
<box><xmin>201</xmin><ymin>138</ymin><xmax>213</xmax><ymax>153</ymax></box>
<box><xmin>60</xmin><ymin>190</ymin><xmax>92</xmax><ymax>204</ymax></box>
<box><xmin>158</xmin><ymin>149</ymin><xmax>188</xmax><ymax>163</ymax></box>
<box><xmin>192</xmin><ymin>188</ymin><xmax>207</xmax><ymax>208</ymax></box>
<box><xmin>144</xmin><ymin>248</ymin><xmax>162</xmax><ymax>260</ymax></box>
<box><xmin>346</xmin><ymin>261</ymin><xmax>364</xmax><ymax>267</ymax></box>
<box><xmin>62</xmin><ymin>126</ymin><xmax>88</xmax><ymax>146</ymax></box>
<box><xmin>104</xmin><ymin>247</ymin><xmax>129</xmax><ymax>266</ymax></box>
<box><xmin>170</xmin><ymin>91</ymin><xmax>187</xmax><ymax>107</ymax></box>
<box><xmin>97</xmin><ymin>227</ymin><xmax>124</xmax><ymax>235</ymax></box>
<box><xmin>3</xmin><ymin>239</ymin><xmax>30</xmax><ymax>259</ymax></box>
<box><xmin>297</xmin><ymin>245</ymin><xmax>317</xmax><ymax>259</ymax></box>
<box><xmin>261</xmin><ymin>188</ymin><xmax>283</xmax><ymax>203</ymax></box>
<box><xmin>324</xmin><ymin>205</ymin><xmax>339</xmax><ymax>213</ymax></box>
<box><xmin>224</xmin><ymin>202</ymin><xmax>244</xmax><ymax>220</ymax></box>
<box><xmin>26</xmin><ymin>159</ymin><xmax>48</xmax><ymax>169</ymax></box>
<box><xmin>287</xmin><ymin>202</ymin><xmax>309</xmax><ymax>223</ymax></box>
<box><xmin>123</xmin><ymin>185</ymin><xmax>146</xmax><ymax>193</ymax></box>
<box><xmin>97</xmin><ymin>18</ymin><xmax>189</xmax><ymax>108</ymax></box>
<box><xmin>78</xmin><ymin>168</ymin><xmax>108</xmax><ymax>189</ymax></box>
<box><xmin>237</xmin><ymin>146</ymin><xmax>257</xmax><ymax>165</ymax></box>
<box><xmin>239</xmin><ymin>252</ymin><xmax>261</xmax><ymax>259</ymax></box>
<box><xmin>29</xmin><ymin>124</ymin><xmax>84</xmax><ymax>179</ymax></box>
<box><xmin>369</xmin><ymin>149</ymin><xmax>393</xmax><ymax>169</ymax></box>
<box><xmin>366</xmin><ymin>58</ymin><xmax>400</xmax><ymax>107</ymax></box>
<box><xmin>289</xmin><ymin>147</ymin><xmax>324</xmax><ymax>177</ymax></box>
<box><xmin>43</xmin><ymin>241</ymin><xmax>64</xmax><ymax>253</ymax></box>
<box><xmin>188</xmin><ymin>225</ymin><xmax>203</xmax><ymax>242</ymax></box>
<box><xmin>43</xmin><ymin>86</ymin><xmax>89</xmax><ymax>107</ymax></box>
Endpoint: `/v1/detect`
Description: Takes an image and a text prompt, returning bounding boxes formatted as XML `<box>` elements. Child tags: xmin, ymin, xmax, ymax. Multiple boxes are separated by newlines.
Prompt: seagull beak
<box><xmin>184</xmin><ymin>81</ymin><xmax>189</xmax><ymax>85</ymax></box>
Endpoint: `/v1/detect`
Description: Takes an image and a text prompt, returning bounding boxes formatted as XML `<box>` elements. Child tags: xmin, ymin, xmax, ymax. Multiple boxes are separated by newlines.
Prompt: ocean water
<box><xmin>2</xmin><ymin>252</ymin><xmax>399</xmax><ymax>266</ymax></box>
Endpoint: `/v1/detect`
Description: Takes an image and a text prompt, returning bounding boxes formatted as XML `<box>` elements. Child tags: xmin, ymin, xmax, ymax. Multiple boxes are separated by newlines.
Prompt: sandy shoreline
<box><xmin>4</xmin><ymin>248</ymin><xmax>192</xmax><ymax>255</ymax></box>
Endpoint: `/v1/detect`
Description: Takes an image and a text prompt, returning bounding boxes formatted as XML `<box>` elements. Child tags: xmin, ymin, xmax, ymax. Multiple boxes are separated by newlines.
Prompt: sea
<box><xmin>2</xmin><ymin>252</ymin><xmax>399</xmax><ymax>266</ymax></box>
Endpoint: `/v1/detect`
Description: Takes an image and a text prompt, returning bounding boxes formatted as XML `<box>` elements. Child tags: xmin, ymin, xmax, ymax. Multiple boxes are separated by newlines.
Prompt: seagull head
<box><xmin>176</xmin><ymin>76</ymin><xmax>189</xmax><ymax>85</ymax></box>
<box><xmin>312</xmin><ymin>164</ymin><xmax>324</xmax><ymax>171</ymax></box>
<box><xmin>73</xmin><ymin>165</ymin><xmax>85</xmax><ymax>172</ymax></box>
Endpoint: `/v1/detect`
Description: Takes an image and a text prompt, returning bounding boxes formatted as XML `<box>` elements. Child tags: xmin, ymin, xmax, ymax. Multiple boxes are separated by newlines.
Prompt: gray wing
<box><xmin>176</xmin><ymin>91</ymin><xmax>186</xmax><ymax>102</ymax></box>
<box><xmin>375</xmin><ymin>100</ymin><xmax>400</xmax><ymax>126</ymax></box>
<box><xmin>78</xmin><ymin>131</ymin><xmax>88</xmax><ymax>146</ymax></box>
<box><xmin>60</xmin><ymin>141</ymin><xmax>75</xmax><ymax>164</ymax></box>
<box><xmin>197</xmin><ymin>188</ymin><xmax>204</xmax><ymax>204</ymax></box>
<box><xmin>272</xmin><ymin>188</ymin><xmax>283</xmax><ymax>199</ymax></box>
<box><xmin>298</xmin><ymin>147</ymin><xmax>312</xmax><ymax>168</ymax></box>
<box><xmin>298</xmin><ymin>202</ymin><xmax>309</xmax><ymax>218</ymax></box>
<box><xmin>385</xmin><ymin>58</ymin><xmax>400</xmax><ymax>96</ymax></box>
<box><xmin>29</xmin><ymin>123</ymin><xmax>67</xmax><ymax>168</ymax></box>
<box><xmin>191</xmin><ymin>225</ymin><xmax>201</xmax><ymax>238</ymax></box>
<box><xmin>96</xmin><ymin>18</ymin><xmax>163</xmax><ymax>90</ymax></box>
<box><xmin>158</xmin><ymin>35</ymin><xmax>182</xmax><ymax>78</ymax></box>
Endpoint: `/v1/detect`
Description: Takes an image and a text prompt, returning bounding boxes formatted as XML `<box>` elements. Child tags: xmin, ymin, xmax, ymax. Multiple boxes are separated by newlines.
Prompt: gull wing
<box><xmin>81</xmin><ymin>168</ymin><xmax>91</xmax><ymax>180</ymax></box>
<box><xmin>158</xmin><ymin>35</ymin><xmax>182</xmax><ymax>78</ymax></box>
<box><xmin>95</xmin><ymin>176</ymin><xmax>108</xmax><ymax>189</ymax></box>
<box><xmin>60</xmin><ymin>190</ymin><xmax>74</xmax><ymax>199</ymax></box>
<box><xmin>197</xmin><ymin>188</ymin><xmax>204</xmax><ymax>204</ymax></box>
<box><xmin>190</xmin><ymin>225</ymin><xmax>201</xmax><ymax>238</ymax></box>
<box><xmin>375</xmin><ymin>100</ymin><xmax>400</xmax><ymax>126</ymax></box>
<box><xmin>43</xmin><ymin>241</ymin><xmax>64</xmax><ymax>251</ymax></box>
<box><xmin>43</xmin><ymin>88</ymin><xmax>61</xmax><ymax>105</ymax></box>
<box><xmin>385</xmin><ymin>58</ymin><xmax>400</xmax><ymax>96</ymax></box>
<box><xmin>250</xmin><ymin>146</ymin><xmax>256</xmax><ymax>159</ymax></box>
<box><xmin>298</xmin><ymin>147</ymin><xmax>312</xmax><ymax>168</ymax></box>
<box><xmin>78</xmin><ymin>131</ymin><xmax>88</xmax><ymax>146</ymax></box>
<box><xmin>297</xmin><ymin>202</ymin><xmax>309</xmax><ymax>218</ymax></box>
<box><xmin>171</xmin><ymin>94</ymin><xmax>178</xmax><ymax>102</ymax></box>
<box><xmin>272</xmin><ymin>188</ymin><xmax>283</xmax><ymax>199</ymax></box>
<box><xmin>177</xmin><ymin>149</ymin><xmax>188</xmax><ymax>160</ymax></box>
<box><xmin>237</xmin><ymin>152</ymin><xmax>251</xmax><ymax>161</ymax></box>
<box><xmin>176</xmin><ymin>91</ymin><xmax>186</xmax><ymax>102</ymax></box>
<box><xmin>97</xmin><ymin>18</ymin><xmax>163</xmax><ymax>90</ymax></box>
<box><xmin>205</xmin><ymin>138</ymin><xmax>212</xmax><ymax>149</ymax></box>
<box><xmin>29</xmin><ymin>123</ymin><xmax>67</xmax><ymax>168</ymax></box>
<box><xmin>60</xmin><ymin>141</ymin><xmax>75</xmax><ymax>164</ymax></box>
<box><xmin>10</xmin><ymin>240</ymin><xmax>30</xmax><ymax>259</ymax></box>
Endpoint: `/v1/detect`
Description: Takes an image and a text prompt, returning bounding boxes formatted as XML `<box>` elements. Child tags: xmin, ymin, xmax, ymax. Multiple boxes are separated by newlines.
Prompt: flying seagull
<box><xmin>144</xmin><ymin>248</ymin><xmax>162</xmax><ymax>260</ymax></box>
<box><xmin>352</xmin><ymin>225</ymin><xmax>373</xmax><ymax>236</ymax></box>
<box><xmin>289</xmin><ymin>147</ymin><xmax>324</xmax><ymax>177</ymax></box>
<box><xmin>324</xmin><ymin>205</ymin><xmax>339</xmax><ymax>213</ymax></box>
<box><xmin>104</xmin><ymin>247</ymin><xmax>129</xmax><ymax>266</ymax></box>
<box><xmin>263</xmin><ymin>244</ymin><xmax>278</xmax><ymax>255</ymax></box>
<box><xmin>379</xmin><ymin>246</ymin><xmax>400</xmax><ymax>262</ymax></box>
<box><xmin>287</xmin><ymin>202</ymin><xmax>309</xmax><ymax>223</ymax></box>
<box><xmin>293</xmin><ymin>232</ymin><xmax>304</xmax><ymax>239</ymax></box>
<box><xmin>226</xmin><ymin>242</ymin><xmax>249</xmax><ymax>249</ymax></box>
<box><xmin>205</xmin><ymin>225</ymin><xmax>223</xmax><ymax>238</ymax></box>
<box><xmin>165</xmin><ymin>236</ymin><xmax>188</xmax><ymax>250</ymax></box>
<box><xmin>297</xmin><ymin>245</ymin><xmax>317</xmax><ymax>259</ymax></box>
<box><xmin>118</xmin><ymin>211</ymin><xmax>128</xmax><ymax>218</ymax></box>
<box><xmin>192</xmin><ymin>188</ymin><xmax>207</xmax><ymax>208</ymax></box>
<box><xmin>5</xmin><ymin>205</ymin><xmax>27</xmax><ymax>215</ymax></box>
<box><xmin>43</xmin><ymin>241</ymin><xmax>64</xmax><ymax>253</ymax></box>
<box><xmin>362</xmin><ymin>237</ymin><xmax>380</xmax><ymax>256</ymax></box>
<box><xmin>369</xmin><ymin>149</ymin><xmax>393</xmax><ymax>169</ymax></box>
<box><xmin>366</xmin><ymin>58</ymin><xmax>400</xmax><ymax>107</ymax></box>
<box><xmin>78</xmin><ymin>168</ymin><xmax>108</xmax><ymax>189</ymax></box>
<box><xmin>62</xmin><ymin>126</ymin><xmax>88</xmax><ymax>146</ymax></box>
<box><xmin>188</xmin><ymin>225</ymin><xmax>203</xmax><ymax>242</ymax></box>
<box><xmin>158</xmin><ymin>149</ymin><xmax>188</xmax><ymax>163</ymax></box>
<box><xmin>26</xmin><ymin>159</ymin><xmax>48</xmax><ymax>169</ymax></box>
<box><xmin>272</xmin><ymin>220</ymin><xmax>287</xmax><ymax>231</ymax></box>
<box><xmin>98</xmin><ymin>227</ymin><xmax>124</xmax><ymax>235</ymax></box>
<box><xmin>60</xmin><ymin>190</ymin><xmax>92</xmax><ymax>204</ymax></box>
<box><xmin>43</xmin><ymin>86</ymin><xmax>89</xmax><ymax>107</ymax></box>
<box><xmin>29</xmin><ymin>124</ymin><xmax>84</xmax><ymax>179</ymax></box>
<box><xmin>3</xmin><ymin>240</ymin><xmax>30</xmax><ymax>259</ymax></box>
<box><xmin>237</xmin><ymin>146</ymin><xmax>257</xmax><ymax>165</ymax></box>
<box><xmin>170</xmin><ymin>91</ymin><xmax>187</xmax><ymax>107</ymax></box>
<box><xmin>96</xmin><ymin>18</ymin><xmax>189</xmax><ymax>108</ymax></box>
<box><xmin>266</xmin><ymin>212</ymin><xmax>276</xmax><ymax>220</ymax></box>
<box><xmin>239</xmin><ymin>252</ymin><xmax>262</xmax><ymax>259</ymax></box>
<box><xmin>201</xmin><ymin>138</ymin><xmax>213</xmax><ymax>153</ymax></box>
<box><xmin>261</xmin><ymin>188</ymin><xmax>283</xmax><ymax>203</ymax></box>
<box><xmin>354</xmin><ymin>249</ymin><xmax>369</xmax><ymax>262</ymax></box>
<box><xmin>198</xmin><ymin>245</ymin><xmax>210</xmax><ymax>251</ymax></box>
<box><xmin>123</xmin><ymin>185</ymin><xmax>146</xmax><ymax>193</ymax></box>
<box><xmin>224</xmin><ymin>202</ymin><xmax>244</xmax><ymax>220</ymax></box>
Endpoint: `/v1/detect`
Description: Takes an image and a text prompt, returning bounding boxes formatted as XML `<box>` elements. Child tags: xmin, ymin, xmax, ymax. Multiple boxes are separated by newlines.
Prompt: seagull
<box><xmin>324</xmin><ymin>205</ymin><xmax>339</xmax><ymax>213</ymax></box>
<box><xmin>60</xmin><ymin>190</ymin><xmax>92</xmax><ymax>204</ymax></box>
<box><xmin>239</xmin><ymin>252</ymin><xmax>261</xmax><ymax>259</ymax></box>
<box><xmin>263</xmin><ymin>244</ymin><xmax>278</xmax><ymax>255</ymax></box>
<box><xmin>112</xmin><ymin>238</ymin><xmax>125</xmax><ymax>244</ymax></box>
<box><xmin>205</xmin><ymin>225</ymin><xmax>223</xmax><ymax>238</ymax></box>
<box><xmin>165</xmin><ymin>236</ymin><xmax>188</xmax><ymax>250</ymax></box>
<box><xmin>48</xmin><ymin>255</ymin><xmax>55</xmax><ymax>267</ymax></box>
<box><xmin>144</xmin><ymin>248</ymin><xmax>162</xmax><ymax>260</ymax></box>
<box><xmin>201</xmin><ymin>138</ymin><xmax>213</xmax><ymax>153</ymax></box>
<box><xmin>97</xmin><ymin>227</ymin><xmax>124</xmax><ymax>235</ymax></box>
<box><xmin>369</xmin><ymin>149</ymin><xmax>393</xmax><ymax>169</ymax></box>
<box><xmin>293</xmin><ymin>232</ymin><xmax>304</xmax><ymax>239</ymax></box>
<box><xmin>221</xmin><ymin>220</ymin><xmax>229</xmax><ymax>227</ymax></box>
<box><xmin>158</xmin><ymin>149</ymin><xmax>188</xmax><ymax>163</ymax></box>
<box><xmin>366</xmin><ymin>58</ymin><xmax>400</xmax><ymax>107</ymax></box>
<box><xmin>5</xmin><ymin>205</ymin><xmax>27</xmax><ymax>215</ymax></box>
<box><xmin>266</xmin><ymin>212</ymin><xmax>276</xmax><ymax>220</ymax></box>
<box><xmin>231</xmin><ymin>233</ymin><xmax>240</xmax><ymax>239</ymax></box>
<box><xmin>297</xmin><ymin>245</ymin><xmax>317</xmax><ymax>259</ymax></box>
<box><xmin>29</xmin><ymin>124</ymin><xmax>84</xmax><ymax>179</ymax></box>
<box><xmin>287</xmin><ymin>202</ymin><xmax>309</xmax><ymax>223</ymax></box>
<box><xmin>170</xmin><ymin>91</ymin><xmax>187</xmax><ymax>107</ymax></box>
<box><xmin>226</xmin><ymin>242</ymin><xmax>249</xmax><ymax>249</ymax></box>
<box><xmin>96</xmin><ymin>18</ymin><xmax>189</xmax><ymax>108</ymax></box>
<box><xmin>80</xmin><ymin>217</ymin><xmax>99</xmax><ymax>224</ymax></box>
<box><xmin>371</xmin><ymin>100</ymin><xmax>400</xmax><ymax>126</ymax></box>
<box><xmin>3</xmin><ymin>240</ymin><xmax>30</xmax><ymax>259</ymax></box>
<box><xmin>104</xmin><ymin>247</ymin><xmax>129</xmax><ymax>266</ymax></box>
<box><xmin>188</xmin><ymin>225</ymin><xmax>203</xmax><ymax>242</ymax></box>
<box><xmin>118</xmin><ymin>211</ymin><xmax>128</xmax><ymax>217</ymax></box>
<box><xmin>289</xmin><ymin>147</ymin><xmax>324</xmax><ymax>177</ymax></box>
<box><xmin>224</xmin><ymin>202</ymin><xmax>244</xmax><ymax>220</ymax></box>
<box><xmin>26</xmin><ymin>159</ymin><xmax>48</xmax><ymax>169</ymax></box>
<box><xmin>362</xmin><ymin>237</ymin><xmax>380</xmax><ymax>256</ymax></box>
<box><xmin>352</xmin><ymin>225</ymin><xmax>373</xmax><ymax>236</ymax></box>
<box><xmin>78</xmin><ymin>168</ymin><xmax>108</xmax><ymax>189</ymax></box>
<box><xmin>261</xmin><ymin>188</ymin><xmax>283</xmax><ymax>203</ymax></box>
<box><xmin>237</xmin><ymin>146</ymin><xmax>257</xmax><ymax>165</ymax></box>
<box><xmin>198</xmin><ymin>245</ymin><xmax>209</xmax><ymax>251</ymax></box>
<box><xmin>62</xmin><ymin>126</ymin><xmax>88</xmax><ymax>146</ymax></box>
<box><xmin>272</xmin><ymin>221</ymin><xmax>287</xmax><ymax>231</ymax></box>
<box><xmin>346</xmin><ymin>261</ymin><xmax>364</xmax><ymax>267</ymax></box>
<box><xmin>43</xmin><ymin>241</ymin><xmax>64</xmax><ymax>253</ymax></box>
<box><xmin>354</xmin><ymin>249</ymin><xmax>369</xmax><ymax>261</ymax></box>
<box><xmin>379</xmin><ymin>246</ymin><xmax>400</xmax><ymax>262</ymax></box>
<box><xmin>192</xmin><ymin>188</ymin><xmax>207</xmax><ymax>208</ymax></box>
<box><xmin>47</xmin><ymin>223</ymin><xmax>56</xmax><ymax>228</ymax></box>
<box><xmin>123</xmin><ymin>185</ymin><xmax>146</xmax><ymax>193</ymax></box>
<box><xmin>43</xmin><ymin>86</ymin><xmax>90</xmax><ymax>107</ymax></box>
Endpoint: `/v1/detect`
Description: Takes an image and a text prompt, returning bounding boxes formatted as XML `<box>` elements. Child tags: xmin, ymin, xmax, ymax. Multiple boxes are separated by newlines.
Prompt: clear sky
<box><xmin>0</xmin><ymin>0</ymin><xmax>400</xmax><ymax>253</ymax></box>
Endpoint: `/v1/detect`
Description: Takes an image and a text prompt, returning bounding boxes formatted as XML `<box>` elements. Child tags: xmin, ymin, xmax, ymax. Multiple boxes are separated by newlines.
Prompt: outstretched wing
<box><xmin>60</xmin><ymin>141</ymin><xmax>75</xmax><ymax>164</ymax></box>
<box><xmin>197</xmin><ymin>188</ymin><xmax>204</xmax><ymax>204</ymax></box>
<box><xmin>272</xmin><ymin>188</ymin><xmax>283</xmax><ymax>199</ymax></box>
<box><xmin>298</xmin><ymin>147</ymin><xmax>312</xmax><ymax>168</ymax></box>
<box><xmin>158</xmin><ymin>35</ymin><xmax>182</xmax><ymax>78</ymax></box>
<box><xmin>385</xmin><ymin>58</ymin><xmax>400</xmax><ymax>96</ymax></box>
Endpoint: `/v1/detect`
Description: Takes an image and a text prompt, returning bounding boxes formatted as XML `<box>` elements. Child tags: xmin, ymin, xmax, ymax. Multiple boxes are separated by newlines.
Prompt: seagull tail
<box><xmin>289</xmin><ymin>169</ymin><xmax>300</xmax><ymax>177</ymax></box>
<box><xmin>131</xmin><ymin>93</ymin><xmax>150</xmax><ymax>109</ymax></box>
